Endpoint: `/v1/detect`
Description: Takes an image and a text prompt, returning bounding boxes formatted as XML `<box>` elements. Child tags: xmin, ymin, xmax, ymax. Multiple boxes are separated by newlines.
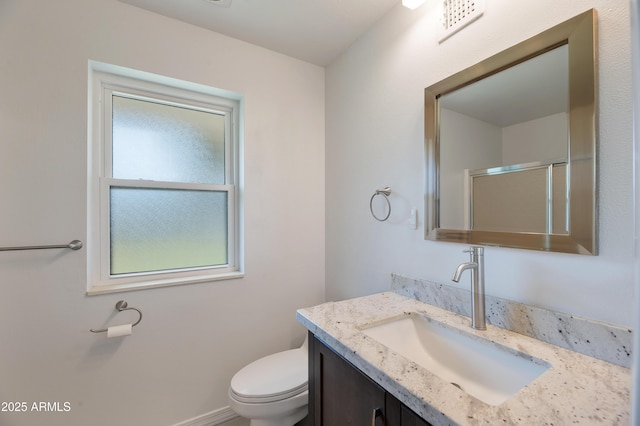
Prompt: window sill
<box><xmin>86</xmin><ymin>271</ymin><xmax>244</xmax><ymax>295</ymax></box>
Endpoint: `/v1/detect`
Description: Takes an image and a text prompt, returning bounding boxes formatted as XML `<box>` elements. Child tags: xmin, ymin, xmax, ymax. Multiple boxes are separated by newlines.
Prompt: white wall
<box><xmin>631</xmin><ymin>0</ymin><xmax>640</xmax><ymax>422</ymax></box>
<box><xmin>439</xmin><ymin>108</ymin><xmax>502</xmax><ymax>228</ymax></box>
<box><xmin>502</xmin><ymin>112</ymin><xmax>568</xmax><ymax>165</ymax></box>
<box><xmin>0</xmin><ymin>1</ymin><xmax>325</xmax><ymax>425</ymax></box>
<box><xmin>326</xmin><ymin>1</ymin><xmax>633</xmax><ymax>327</ymax></box>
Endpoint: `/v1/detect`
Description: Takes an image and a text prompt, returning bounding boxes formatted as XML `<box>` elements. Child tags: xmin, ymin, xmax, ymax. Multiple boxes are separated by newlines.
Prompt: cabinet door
<box><xmin>386</xmin><ymin>393</ymin><xmax>432</xmax><ymax>426</ymax></box>
<box><xmin>309</xmin><ymin>333</ymin><xmax>386</xmax><ymax>426</ymax></box>
<box><xmin>399</xmin><ymin>404</ymin><xmax>431</xmax><ymax>426</ymax></box>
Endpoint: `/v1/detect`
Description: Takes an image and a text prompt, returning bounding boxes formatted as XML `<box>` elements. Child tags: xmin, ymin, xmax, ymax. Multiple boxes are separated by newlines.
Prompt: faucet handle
<box><xmin>463</xmin><ymin>246</ymin><xmax>484</xmax><ymax>256</ymax></box>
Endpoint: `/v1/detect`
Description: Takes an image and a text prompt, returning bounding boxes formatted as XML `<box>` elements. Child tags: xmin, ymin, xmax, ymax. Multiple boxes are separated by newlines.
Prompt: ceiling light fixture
<box><xmin>204</xmin><ymin>0</ymin><xmax>232</xmax><ymax>8</ymax></box>
<box><xmin>402</xmin><ymin>0</ymin><xmax>426</xmax><ymax>9</ymax></box>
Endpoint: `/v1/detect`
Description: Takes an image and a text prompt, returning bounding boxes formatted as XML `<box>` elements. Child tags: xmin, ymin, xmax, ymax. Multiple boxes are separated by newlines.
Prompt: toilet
<box><xmin>228</xmin><ymin>336</ymin><xmax>309</xmax><ymax>426</ymax></box>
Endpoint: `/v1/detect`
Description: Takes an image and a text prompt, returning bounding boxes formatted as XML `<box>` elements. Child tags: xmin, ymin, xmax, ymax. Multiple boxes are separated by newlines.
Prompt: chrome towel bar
<box><xmin>90</xmin><ymin>300</ymin><xmax>143</xmax><ymax>333</ymax></box>
<box><xmin>0</xmin><ymin>240</ymin><xmax>83</xmax><ymax>252</ymax></box>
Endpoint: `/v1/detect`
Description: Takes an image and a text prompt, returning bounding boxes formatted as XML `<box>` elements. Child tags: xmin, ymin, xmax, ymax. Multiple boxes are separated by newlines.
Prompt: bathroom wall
<box><xmin>325</xmin><ymin>1</ymin><xmax>633</xmax><ymax>328</ymax></box>
<box><xmin>0</xmin><ymin>1</ymin><xmax>325</xmax><ymax>425</ymax></box>
<box><xmin>438</xmin><ymin>108</ymin><xmax>502</xmax><ymax>228</ymax></box>
<box><xmin>502</xmin><ymin>112</ymin><xmax>568</xmax><ymax>165</ymax></box>
<box><xmin>631</xmin><ymin>0</ymin><xmax>640</xmax><ymax>422</ymax></box>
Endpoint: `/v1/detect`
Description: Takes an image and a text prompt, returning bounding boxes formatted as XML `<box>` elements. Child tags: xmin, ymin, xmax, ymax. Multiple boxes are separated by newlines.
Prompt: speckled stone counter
<box><xmin>296</xmin><ymin>292</ymin><xmax>631</xmax><ymax>425</ymax></box>
<box><xmin>392</xmin><ymin>273</ymin><xmax>633</xmax><ymax>368</ymax></box>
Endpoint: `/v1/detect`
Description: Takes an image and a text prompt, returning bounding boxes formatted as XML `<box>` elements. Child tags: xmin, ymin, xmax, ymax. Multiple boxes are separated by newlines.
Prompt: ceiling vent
<box><xmin>439</xmin><ymin>0</ymin><xmax>485</xmax><ymax>43</ymax></box>
<box><xmin>204</xmin><ymin>0</ymin><xmax>232</xmax><ymax>8</ymax></box>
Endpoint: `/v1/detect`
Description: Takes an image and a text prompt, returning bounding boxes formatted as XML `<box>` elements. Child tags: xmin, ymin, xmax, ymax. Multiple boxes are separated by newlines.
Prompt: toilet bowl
<box><xmin>228</xmin><ymin>337</ymin><xmax>308</xmax><ymax>426</ymax></box>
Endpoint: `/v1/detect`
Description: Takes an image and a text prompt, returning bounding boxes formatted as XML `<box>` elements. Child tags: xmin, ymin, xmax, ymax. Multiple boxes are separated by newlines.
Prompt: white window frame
<box><xmin>88</xmin><ymin>62</ymin><xmax>243</xmax><ymax>295</ymax></box>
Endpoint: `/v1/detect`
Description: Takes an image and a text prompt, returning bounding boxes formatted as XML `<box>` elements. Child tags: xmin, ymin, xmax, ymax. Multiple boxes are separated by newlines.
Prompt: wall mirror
<box><xmin>424</xmin><ymin>9</ymin><xmax>597</xmax><ymax>255</ymax></box>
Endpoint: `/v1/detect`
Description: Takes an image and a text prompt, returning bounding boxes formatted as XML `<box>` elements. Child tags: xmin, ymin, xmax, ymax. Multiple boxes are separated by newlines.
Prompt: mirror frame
<box><xmin>424</xmin><ymin>9</ymin><xmax>598</xmax><ymax>255</ymax></box>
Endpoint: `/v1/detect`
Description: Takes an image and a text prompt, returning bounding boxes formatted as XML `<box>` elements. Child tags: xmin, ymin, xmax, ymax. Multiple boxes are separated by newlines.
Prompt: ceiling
<box><xmin>118</xmin><ymin>0</ymin><xmax>401</xmax><ymax>66</ymax></box>
<box><xmin>440</xmin><ymin>45</ymin><xmax>569</xmax><ymax>128</ymax></box>
<box><xmin>116</xmin><ymin>0</ymin><xmax>567</xmax><ymax>126</ymax></box>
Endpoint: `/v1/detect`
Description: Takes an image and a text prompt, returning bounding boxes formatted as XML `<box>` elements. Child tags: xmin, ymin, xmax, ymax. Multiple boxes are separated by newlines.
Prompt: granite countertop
<box><xmin>296</xmin><ymin>292</ymin><xmax>631</xmax><ymax>425</ymax></box>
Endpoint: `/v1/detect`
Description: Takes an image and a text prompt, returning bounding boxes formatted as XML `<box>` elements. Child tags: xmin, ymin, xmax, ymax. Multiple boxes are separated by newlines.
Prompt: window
<box><xmin>88</xmin><ymin>63</ymin><xmax>242</xmax><ymax>294</ymax></box>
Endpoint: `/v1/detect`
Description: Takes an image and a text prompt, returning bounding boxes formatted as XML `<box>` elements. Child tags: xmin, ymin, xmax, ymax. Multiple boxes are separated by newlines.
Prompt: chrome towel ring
<box><xmin>370</xmin><ymin>187</ymin><xmax>391</xmax><ymax>222</ymax></box>
<box><xmin>90</xmin><ymin>300</ymin><xmax>143</xmax><ymax>333</ymax></box>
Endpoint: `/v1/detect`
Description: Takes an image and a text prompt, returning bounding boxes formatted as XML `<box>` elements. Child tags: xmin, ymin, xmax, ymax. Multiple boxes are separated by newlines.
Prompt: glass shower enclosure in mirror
<box><xmin>424</xmin><ymin>9</ymin><xmax>597</xmax><ymax>254</ymax></box>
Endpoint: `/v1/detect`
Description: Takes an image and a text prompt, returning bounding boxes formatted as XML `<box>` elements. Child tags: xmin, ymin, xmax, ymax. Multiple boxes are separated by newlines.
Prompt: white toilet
<box><xmin>228</xmin><ymin>336</ymin><xmax>309</xmax><ymax>426</ymax></box>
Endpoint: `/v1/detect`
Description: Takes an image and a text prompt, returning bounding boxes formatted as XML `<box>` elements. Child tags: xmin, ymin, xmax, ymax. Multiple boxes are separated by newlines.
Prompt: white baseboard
<box><xmin>172</xmin><ymin>406</ymin><xmax>241</xmax><ymax>426</ymax></box>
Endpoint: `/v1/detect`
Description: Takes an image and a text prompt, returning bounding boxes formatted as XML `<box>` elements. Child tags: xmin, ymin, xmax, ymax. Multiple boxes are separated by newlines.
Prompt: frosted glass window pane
<box><xmin>112</xmin><ymin>95</ymin><xmax>225</xmax><ymax>184</ymax></box>
<box><xmin>110</xmin><ymin>187</ymin><xmax>228</xmax><ymax>275</ymax></box>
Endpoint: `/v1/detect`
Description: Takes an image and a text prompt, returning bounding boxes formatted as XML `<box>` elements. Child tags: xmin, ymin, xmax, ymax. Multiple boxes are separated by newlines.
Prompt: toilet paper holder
<box><xmin>90</xmin><ymin>300</ymin><xmax>143</xmax><ymax>333</ymax></box>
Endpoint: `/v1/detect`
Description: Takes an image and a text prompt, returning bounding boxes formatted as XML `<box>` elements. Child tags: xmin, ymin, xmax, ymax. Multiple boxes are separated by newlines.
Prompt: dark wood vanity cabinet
<box><xmin>308</xmin><ymin>332</ymin><xmax>431</xmax><ymax>426</ymax></box>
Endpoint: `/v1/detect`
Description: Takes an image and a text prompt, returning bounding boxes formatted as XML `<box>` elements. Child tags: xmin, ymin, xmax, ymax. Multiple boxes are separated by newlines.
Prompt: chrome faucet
<box><xmin>452</xmin><ymin>246</ymin><xmax>486</xmax><ymax>330</ymax></box>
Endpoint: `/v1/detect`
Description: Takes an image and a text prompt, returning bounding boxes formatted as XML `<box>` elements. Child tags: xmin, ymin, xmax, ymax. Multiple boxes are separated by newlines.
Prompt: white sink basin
<box><xmin>361</xmin><ymin>313</ymin><xmax>550</xmax><ymax>405</ymax></box>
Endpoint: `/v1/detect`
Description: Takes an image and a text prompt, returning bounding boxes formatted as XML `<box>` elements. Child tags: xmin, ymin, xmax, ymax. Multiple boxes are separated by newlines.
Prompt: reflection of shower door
<box><xmin>465</xmin><ymin>162</ymin><xmax>568</xmax><ymax>234</ymax></box>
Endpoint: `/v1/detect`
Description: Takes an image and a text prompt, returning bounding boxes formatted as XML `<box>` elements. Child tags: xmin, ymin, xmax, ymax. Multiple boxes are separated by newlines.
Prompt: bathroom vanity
<box><xmin>308</xmin><ymin>331</ymin><xmax>430</xmax><ymax>426</ymax></box>
<box><xmin>297</xmin><ymin>292</ymin><xmax>630</xmax><ymax>425</ymax></box>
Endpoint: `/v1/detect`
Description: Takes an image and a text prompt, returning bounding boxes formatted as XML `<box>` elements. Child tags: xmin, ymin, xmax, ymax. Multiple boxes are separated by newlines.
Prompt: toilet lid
<box><xmin>230</xmin><ymin>347</ymin><xmax>308</xmax><ymax>403</ymax></box>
